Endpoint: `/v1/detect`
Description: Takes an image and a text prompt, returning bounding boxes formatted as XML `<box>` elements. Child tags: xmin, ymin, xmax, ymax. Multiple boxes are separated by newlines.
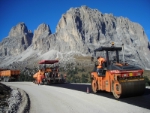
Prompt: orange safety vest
<box><xmin>37</xmin><ymin>74</ymin><xmax>41</xmax><ymax>84</ymax></box>
<box><xmin>97</xmin><ymin>57</ymin><xmax>106</xmax><ymax>69</ymax></box>
<box><xmin>37</xmin><ymin>70</ymin><xmax>45</xmax><ymax>83</ymax></box>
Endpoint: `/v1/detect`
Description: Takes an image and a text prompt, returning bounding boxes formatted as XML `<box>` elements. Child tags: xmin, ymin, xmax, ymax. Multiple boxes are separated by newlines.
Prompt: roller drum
<box><xmin>121</xmin><ymin>80</ymin><xmax>145</xmax><ymax>97</ymax></box>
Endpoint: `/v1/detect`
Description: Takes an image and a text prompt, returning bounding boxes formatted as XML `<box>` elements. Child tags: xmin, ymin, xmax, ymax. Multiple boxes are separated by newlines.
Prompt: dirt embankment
<box><xmin>0</xmin><ymin>83</ymin><xmax>30</xmax><ymax>113</ymax></box>
<box><xmin>0</xmin><ymin>83</ymin><xmax>11</xmax><ymax>112</ymax></box>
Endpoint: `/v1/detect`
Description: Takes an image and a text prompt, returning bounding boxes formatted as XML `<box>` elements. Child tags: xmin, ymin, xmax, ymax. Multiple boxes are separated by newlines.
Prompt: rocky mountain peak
<box><xmin>32</xmin><ymin>23</ymin><xmax>52</xmax><ymax>50</ymax></box>
<box><xmin>9</xmin><ymin>22</ymin><xmax>28</xmax><ymax>37</ymax></box>
<box><xmin>0</xmin><ymin>22</ymin><xmax>33</xmax><ymax>56</ymax></box>
<box><xmin>36</xmin><ymin>23</ymin><xmax>51</xmax><ymax>34</ymax></box>
<box><xmin>54</xmin><ymin>6</ymin><xmax>150</xmax><ymax>69</ymax></box>
<box><xmin>0</xmin><ymin>6</ymin><xmax>150</xmax><ymax>69</ymax></box>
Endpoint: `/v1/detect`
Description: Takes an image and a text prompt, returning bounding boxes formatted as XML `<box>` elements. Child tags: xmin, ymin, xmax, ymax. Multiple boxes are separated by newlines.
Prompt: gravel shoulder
<box><xmin>2</xmin><ymin>82</ymin><xmax>150</xmax><ymax>113</ymax></box>
<box><xmin>0</xmin><ymin>83</ymin><xmax>30</xmax><ymax>113</ymax></box>
<box><xmin>0</xmin><ymin>83</ymin><xmax>11</xmax><ymax>113</ymax></box>
<box><xmin>8</xmin><ymin>86</ymin><xmax>30</xmax><ymax>113</ymax></box>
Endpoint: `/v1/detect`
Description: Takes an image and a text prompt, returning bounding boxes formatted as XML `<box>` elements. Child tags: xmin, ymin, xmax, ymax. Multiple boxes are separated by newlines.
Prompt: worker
<box><xmin>97</xmin><ymin>56</ymin><xmax>106</xmax><ymax>75</ymax></box>
<box><xmin>37</xmin><ymin>70</ymin><xmax>44</xmax><ymax>85</ymax></box>
<box><xmin>37</xmin><ymin>73</ymin><xmax>42</xmax><ymax>85</ymax></box>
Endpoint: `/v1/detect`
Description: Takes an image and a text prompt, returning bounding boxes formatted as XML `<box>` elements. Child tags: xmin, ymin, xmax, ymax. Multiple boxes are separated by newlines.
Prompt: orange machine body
<box><xmin>91</xmin><ymin>69</ymin><xmax>144</xmax><ymax>92</ymax></box>
<box><xmin>0</xmin><ymin>70</ymin><xmax>20</xmax><ymax>77</ymax></box>
<box><xmin>0</xmin><ymin>70</ymin><xmax>20</xmax><ymax>82</ymax></box>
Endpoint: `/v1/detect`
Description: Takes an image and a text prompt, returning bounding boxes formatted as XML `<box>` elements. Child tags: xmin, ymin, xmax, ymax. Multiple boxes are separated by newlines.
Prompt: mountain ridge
<box><xmin>0</xmin><ymin>6</ymin><xmax>150</xmax><ymax>70</ymax></box>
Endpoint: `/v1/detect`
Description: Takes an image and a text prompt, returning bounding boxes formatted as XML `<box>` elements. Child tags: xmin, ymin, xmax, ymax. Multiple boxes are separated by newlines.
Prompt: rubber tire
<box><xmin>6</xmin><ymin>77</ymin><xmax>10</xmax><ymax>82</ymax></box>
<box><xmin>112</xmin><ymin>90</ymin><xmax>121</xmax><ymax>99</ymax></box>
<box><xmin>44</xmin><ymin>81</ymin><xmax>48</xmax><ymax>85</ymax></box>
<box><xmin>112</xmin><ymin>82</ymin><xmax>121</xmax><ymax>99</ymax></box>
<box><xmin>91</xmin><ymin>79</ymin><xmax>98</xmax><ymax>93</ymax></box>
<box><xmin>3</xmin><ymin>77</ymin><xmax>6</xmax><ymax>82</ymax></box>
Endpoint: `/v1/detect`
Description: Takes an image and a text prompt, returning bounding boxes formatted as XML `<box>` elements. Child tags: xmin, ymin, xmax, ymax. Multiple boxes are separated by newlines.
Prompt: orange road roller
<box><xmin>91</xmin><ymin>44</ymin><xmax>145</xmax><ymax>98</ymax></box>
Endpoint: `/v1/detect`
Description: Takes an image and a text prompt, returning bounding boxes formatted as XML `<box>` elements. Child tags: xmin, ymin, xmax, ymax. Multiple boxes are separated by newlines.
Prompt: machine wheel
<box><xmin>2</xmin><ymin>77</ymin><xmax>4</xmax><ymax>82</ymax></box>
<box><xmin>40</xmin><ymin>82</ymin><xmax>43</xmax><ymax>85</ymax></box>
<box><xmin>6</xmin><ymin>77</ymin><xmax>10</xmax><ymax>82</ymax></box>
<box><xmin>112</xmin><ymin>82</ymin><xmax>121</xmax><ymax>99</ymax></box>
<box><xmin>44</xmin><ymin>81</ymin><xmax>48</xmax><ymax>85</ymax></box>
<box><xmin>112</xmin><ymin>90</ymin><xmax>121</xmax><ymax>99</ymax></box>
<box><xmin>3</xmin><ymin>77</ymin><xmax>6</xmax><ymax>82</ymax></box>
<box><xmin>53</xmin><ymin>78</ymin><xmax>56</xmax><ymax>83</ymax></box>
<box><xmin>91</xmin><ymin>80</ymin><xmax>98</xmax><ymax>93</ymax></box>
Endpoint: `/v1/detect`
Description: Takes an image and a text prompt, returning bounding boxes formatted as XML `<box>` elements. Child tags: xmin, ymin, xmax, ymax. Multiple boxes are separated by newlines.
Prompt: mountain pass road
<box><xmin>3</xmin><ymin>82</ymin><xmax>150</xmax><ymax>113</ymax></box>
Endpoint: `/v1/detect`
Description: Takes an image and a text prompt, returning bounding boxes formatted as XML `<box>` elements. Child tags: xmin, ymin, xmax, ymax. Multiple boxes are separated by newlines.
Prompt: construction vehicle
<box><xmin>91</xmin><ymin>43</ymin><xmax>145</xmax><ymax>98</ymax></box>
<box><xmin>0</xmin><ymin>69</ymin><xmax>20</xmax><ymax>82</ymax></box>
<box><xmin>33</xmin><ymin>60</ymin><xmax>66</xmax><ymax>85</ymax></box>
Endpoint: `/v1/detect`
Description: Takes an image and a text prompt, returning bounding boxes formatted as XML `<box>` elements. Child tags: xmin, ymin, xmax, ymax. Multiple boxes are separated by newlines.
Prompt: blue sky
<box><xmin>0</xmin><ymin>0</ymin><xmax>150</xmax><ymax>42</ymax></box>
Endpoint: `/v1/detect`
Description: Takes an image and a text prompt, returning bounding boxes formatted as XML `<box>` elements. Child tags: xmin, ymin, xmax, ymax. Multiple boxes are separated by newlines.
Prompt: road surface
<box><xmin>3</xmin><ymin>82</ymin><xmax>150</xmax><ymax>113</ymax></box>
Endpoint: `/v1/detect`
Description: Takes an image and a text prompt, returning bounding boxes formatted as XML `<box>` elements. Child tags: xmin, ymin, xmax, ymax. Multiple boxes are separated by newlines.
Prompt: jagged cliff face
<box><xmin>148</xmin><ymin>41</ymin><xmax>150</xmax><ymax>49</ymax></box>
<box><xmin>56</xmin><ymin>6</ymin><xmax>149</xmax><ymax>51</ymax></box>
<box><xmin>0</xmin><ymin>6</ymin><xmax>150</xmax><ymax>69</ymax></box>
<box><xmin>32</xmin><ymin>24</ymin><xmax>51</xmax><ymax>51</ymax></box>
<box><xmin>54</xmin><ymin>6</ymin><xmax>150</xmax><ymax>68</ymax></box>
<box><xmin>0</xmin><ymin>23</ymin><xmax>33</xmax><ymax>56</ymax></box>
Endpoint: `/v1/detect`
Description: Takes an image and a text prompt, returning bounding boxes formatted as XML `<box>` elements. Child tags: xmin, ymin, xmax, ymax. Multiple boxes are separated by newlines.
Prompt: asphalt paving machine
<box><xmin>33</xmin><ymin>60</ymin><xmax>66</xmax><ymax>85</ymax></box>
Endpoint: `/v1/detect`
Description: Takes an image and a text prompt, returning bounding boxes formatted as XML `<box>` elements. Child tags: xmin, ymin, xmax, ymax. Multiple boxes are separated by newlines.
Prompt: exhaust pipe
<box><xmin>122</xmin><ymin>43</ymin><xmax>125</xmax><ymax>63</ymax></box>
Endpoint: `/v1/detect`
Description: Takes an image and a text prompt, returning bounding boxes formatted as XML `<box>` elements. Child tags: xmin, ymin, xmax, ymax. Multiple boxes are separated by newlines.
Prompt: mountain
<box><xmin>0</xmin><ymin>22</ymin><xmax>33</xmax><ymax>56</ymax></box>
<box><xmin>0</xmin><ymin>6</ymin><xmax>150</xmax><ymax>70</ymax></box>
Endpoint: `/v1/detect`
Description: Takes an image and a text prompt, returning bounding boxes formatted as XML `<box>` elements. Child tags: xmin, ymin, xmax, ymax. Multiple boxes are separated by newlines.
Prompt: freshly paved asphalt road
<box><xmin>3</xmin><ymin>82</ymin><xmax>150</xmax><ymax>113</ymax></box>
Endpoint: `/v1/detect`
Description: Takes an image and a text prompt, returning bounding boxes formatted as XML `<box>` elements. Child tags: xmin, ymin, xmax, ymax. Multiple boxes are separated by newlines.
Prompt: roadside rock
<box><xmin>6</xmin><ymin>87</ymin><xmax>30</xmax><ymax>113</ymax></box>
<box><xmin>0</xmin><ymin>83</ymin><xmax>30</xmax><ymax>113</ymax></box>
<box><xmin>0</xmin><ymin>83</ymin><xmax>11</xmax><ymax>113</ymax></box>
<box><xmin>7</xmin><ymin>88</ymin><xmax>21</xmax><ymax>113</ymax></box>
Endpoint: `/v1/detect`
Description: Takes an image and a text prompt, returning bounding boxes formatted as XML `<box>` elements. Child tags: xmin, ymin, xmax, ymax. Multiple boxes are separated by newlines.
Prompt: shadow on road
<box><xmin>48</xmin><ymin>83</ymin><xmax>150</xmax><ymax>110</ymax></box>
